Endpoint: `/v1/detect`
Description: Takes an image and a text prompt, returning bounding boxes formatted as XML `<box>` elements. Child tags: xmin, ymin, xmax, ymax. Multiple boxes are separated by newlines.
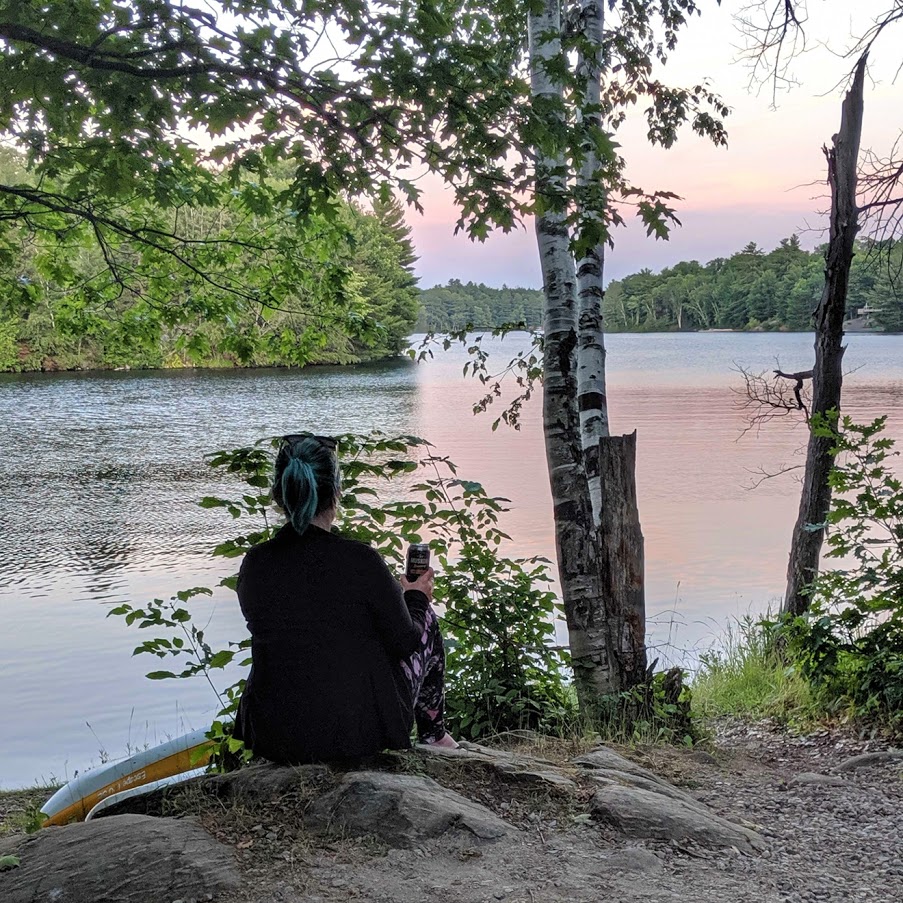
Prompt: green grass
<box><xmin>692</xmin><ymin>617</ymin><xmax>816</xmax><ymax>723</ymax></box>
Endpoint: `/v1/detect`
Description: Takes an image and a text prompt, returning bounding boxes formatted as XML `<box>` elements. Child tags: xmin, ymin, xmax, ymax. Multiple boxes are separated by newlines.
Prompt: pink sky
<box><xmin>406</xmin><ymin>1</ymin><xmax>903</xmax><ymax>288</ymax></box>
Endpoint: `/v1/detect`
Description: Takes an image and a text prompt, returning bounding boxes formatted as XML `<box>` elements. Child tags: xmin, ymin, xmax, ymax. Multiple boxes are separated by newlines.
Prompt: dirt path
<box><xmin>222</xmin><ymin>722</ymin><xmax>903</xmax><ymax>903</ymax></box>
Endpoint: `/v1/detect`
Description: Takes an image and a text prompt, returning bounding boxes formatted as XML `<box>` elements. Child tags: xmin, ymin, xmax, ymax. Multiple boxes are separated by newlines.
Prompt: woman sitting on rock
<box><xmin>234</xmin><ymin>433</ymin><xmax>457</xmax><ymax>763</ymax></box>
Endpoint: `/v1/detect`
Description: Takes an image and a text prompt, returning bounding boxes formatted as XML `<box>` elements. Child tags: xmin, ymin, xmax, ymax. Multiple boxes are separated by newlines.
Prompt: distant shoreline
<box><xmin>3</xmin><ymin>328</ymin><xmax>899</xmax><ymax>376</ymax></box>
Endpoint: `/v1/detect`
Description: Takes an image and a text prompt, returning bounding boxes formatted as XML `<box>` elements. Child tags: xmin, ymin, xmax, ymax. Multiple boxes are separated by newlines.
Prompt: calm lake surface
<box><xmin>2</xmin><ymin>332</ymin><xmax>903</xmax><ymax>788</ymax></box>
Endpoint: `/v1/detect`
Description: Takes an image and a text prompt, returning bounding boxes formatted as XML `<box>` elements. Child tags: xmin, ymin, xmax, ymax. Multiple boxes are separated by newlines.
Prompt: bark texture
<box><xmin>596</xmin><ymin>432</ymin><xmax>647</xmax><ymax>688</ymax></box>
<box><xmin>529</xmin><ymin>0</ymin><xmax>618</xmax><ymax>707</ymax></box>
<box><xmin>575</xmin><ymin>0</ymin><xmax>610</xmax><ymax>525</ymax></box>
<box><xmin>782</xmin><ymin>56</ymin><xmax>866</xmax><ymax>617</ymax></box>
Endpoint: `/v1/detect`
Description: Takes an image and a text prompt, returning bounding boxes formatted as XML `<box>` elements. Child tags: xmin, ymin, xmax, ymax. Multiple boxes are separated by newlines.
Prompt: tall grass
<box><xmin>692</xmin><ymin>617</ymin><xmax>815</xmax><ymax>722</ymax></box>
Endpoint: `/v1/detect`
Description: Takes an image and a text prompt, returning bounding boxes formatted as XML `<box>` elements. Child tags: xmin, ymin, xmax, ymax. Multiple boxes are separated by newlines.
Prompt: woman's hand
<box><xmin>400</xmin><ymin>567</ymin><xmax>434</xmax><ymax>602</ymax></box>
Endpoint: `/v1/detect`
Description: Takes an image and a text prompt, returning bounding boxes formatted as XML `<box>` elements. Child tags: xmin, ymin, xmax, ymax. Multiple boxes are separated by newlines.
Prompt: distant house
<box><xmin>847</xmin><ymin>303</ymin><xmax>884</xmax><ymax>331</ymax></box>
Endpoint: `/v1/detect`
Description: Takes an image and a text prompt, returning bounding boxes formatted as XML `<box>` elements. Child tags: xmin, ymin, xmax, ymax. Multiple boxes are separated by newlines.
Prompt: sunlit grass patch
<box><xmin>692</xmin><ymin>616</ymin><xmax>815</xmax><ymax>722</ymax></box>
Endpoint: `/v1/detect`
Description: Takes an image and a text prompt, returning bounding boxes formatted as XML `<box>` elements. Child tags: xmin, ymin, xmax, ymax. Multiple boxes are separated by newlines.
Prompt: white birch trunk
<box><xmin>529</xmin><ymin>0</ymin><xmax>618</xmax><ymax>707</ymax></box>
<box><xmin>575</xmin><ymin>0</ymin><xmax>610</xmax><ymax>526</ymax></box>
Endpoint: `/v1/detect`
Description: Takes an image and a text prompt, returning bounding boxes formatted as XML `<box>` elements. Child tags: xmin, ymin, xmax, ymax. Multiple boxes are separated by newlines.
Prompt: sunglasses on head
<box><xmin>280</xmin><ymin>433</ymin><xmax>338</xmax><ymax>450</ymax></box>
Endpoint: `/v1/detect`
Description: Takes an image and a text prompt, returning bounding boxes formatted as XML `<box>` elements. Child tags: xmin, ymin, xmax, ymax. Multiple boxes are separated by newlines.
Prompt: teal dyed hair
<box><xmin>272</xmin><ymin>436</ymin><xmax>341</xmax><ymax>535</ymax></box>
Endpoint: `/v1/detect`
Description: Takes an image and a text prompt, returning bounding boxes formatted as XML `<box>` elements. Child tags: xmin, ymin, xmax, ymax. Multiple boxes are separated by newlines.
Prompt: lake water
<box><xmin>2</xmin><ymin>332</ymin><xmax>903</xmax><ymax>789</ymax></box>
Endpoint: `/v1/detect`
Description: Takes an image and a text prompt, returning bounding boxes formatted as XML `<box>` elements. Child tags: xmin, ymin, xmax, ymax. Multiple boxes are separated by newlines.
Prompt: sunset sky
<box><xmin>407</xmin><ymin>1</ymin><xmax>903</xmax><ymax>288</ymax></box>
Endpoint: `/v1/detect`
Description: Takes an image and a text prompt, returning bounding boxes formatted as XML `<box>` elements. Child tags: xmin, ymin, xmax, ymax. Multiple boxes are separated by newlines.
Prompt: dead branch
<box><xmin>732</xmin><ymin>362</ymin><xmax>813</xmax><ymax>437</ymax></box>
<box><xmin>745</xmin><ymin>462</ymin><xmax>806</xmax><ymax>490</ymax></box>
<box><xmin>734</xmin><ymin>0</ymin><xmax>807</xmax><ymax>102</ymax></box>
<box><xmin>773</xmin><ymin>368</ymin><xmax>814</xmax><ymax>410</ymax></box>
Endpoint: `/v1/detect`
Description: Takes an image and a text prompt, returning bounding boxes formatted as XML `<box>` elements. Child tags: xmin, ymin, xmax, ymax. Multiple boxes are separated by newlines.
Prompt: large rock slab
<box><xmin>0</xmin><ymin>813</ymin><xmax>239</xmax><ymax>903</ymax></box>
<box><xmin>306</xmin><ymin>771</ymin><xmax>514</xmax><ymax>846</ymax></box>
<box><xmin>588</xmin><ymin>769</ymin><xmax>709</xmax><ymax>813</ymax></box>
<box><xmin>591</xmin><ymin>784</ymin><xmax>765</xmax><ymax>855</ymax></box>
<box><xmin>575</xmin><ymin>746</ymin><xmax>711</xmax><ymax>810</ymax></box>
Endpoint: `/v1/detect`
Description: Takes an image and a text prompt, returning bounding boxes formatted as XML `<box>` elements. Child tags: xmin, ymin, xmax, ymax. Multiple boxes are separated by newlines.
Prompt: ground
<box><xmin>2</xmin><ymin>721</ymin><xmax>901</xmax><ymax>903</ymax></box>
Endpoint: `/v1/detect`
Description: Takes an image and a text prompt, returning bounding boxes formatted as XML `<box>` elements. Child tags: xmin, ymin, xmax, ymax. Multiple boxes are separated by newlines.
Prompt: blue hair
<box><xmin>273</xmin><ymin>437</ymin><xmax>341</xmax><ymax>535</ymax></box>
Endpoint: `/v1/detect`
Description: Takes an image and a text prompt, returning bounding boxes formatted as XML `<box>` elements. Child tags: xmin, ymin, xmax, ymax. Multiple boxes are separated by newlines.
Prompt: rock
<box><xmin>0</xmin><ymin>814</ymin><xmax>239</xmax><ymax>903</ymax></box>
<box><xmin>835</xmin><ymin>751</ymin><xmax>903</xmax><ymax>773</ymax></box>
<box><xmin>789</xmin><ymin>772</ymin><xmax>847</xmax><ymax>788</ymax></box>
<box><xmin>604</xmin><ymin>848</ymin><xmax>665</xmax><ymax>874</ymax></box>
<box><xmin>590</xmin><ymin>784</ymin><xmax>765</xmax><ymax>855</ymax></box>
<box><xmin>573</xmin><ymin>747</ymin><xmax>665</xmax><ymax>783</ymax></box>
<box><xmin>575</xmin><ymin>746</ymin><xmax>712</xmax><ymax>813</ymax></box>
<box><xmin>460</xmin><ymin>741</ymin><xmax>555</xmax><ymax>763</ymax></box>
<box><xmin>588</xmin><ymin>770</ymin><xmax>709</xmax><ymax>813</ymax></box>
<box><xmin>418</xmin><ymin>740</ymin><xmax>557</xmax><ymax>768</ymax></box>
<box><xmin>306</xmin><ymin>771</ymin><xmax>515</xmax><ymax>846</ymax></box>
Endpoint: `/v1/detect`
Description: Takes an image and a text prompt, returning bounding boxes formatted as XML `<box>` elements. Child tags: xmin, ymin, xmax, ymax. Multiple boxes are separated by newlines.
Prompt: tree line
<box><xmin>416</xmin><ymin>280</ymin><xmax>544</xmax><ymax>332</ymax></box>
<box><xmin>603</xmin><ymin>236</ymin><xmax>903</xmax><ymax>332</ymax></box>
<box><xmin>418</xmin><ymin>236</ymin><xmax>903</xmax><ymax>338</ymax></box>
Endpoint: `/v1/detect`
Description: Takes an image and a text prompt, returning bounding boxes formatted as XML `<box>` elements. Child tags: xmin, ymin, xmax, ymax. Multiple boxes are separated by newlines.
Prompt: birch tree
<box><xmin>529</xmin><ymin>0</ymin><xmax>617</xmax><ymax>709</ymax></box>
<box><xmin>575</xmin><ymin>0</ymin><xmax>610</xmax><ymax>524</ymax></box>
<box><xmin>525</xmin><ymin>0</ymin><xmax>729</xmax><ymax>709</ymax></box>
<box><xmin>2</xmin><ymin>0</ymin><xmax>730</xmax><ymax>716</ymax></box>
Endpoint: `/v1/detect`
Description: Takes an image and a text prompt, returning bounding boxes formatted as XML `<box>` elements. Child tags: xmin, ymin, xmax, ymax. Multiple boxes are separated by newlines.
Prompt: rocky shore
<box><xmin>1</xmin><ymin>721</ymin><xmax>900</xmax><ymax>903</ymax></box>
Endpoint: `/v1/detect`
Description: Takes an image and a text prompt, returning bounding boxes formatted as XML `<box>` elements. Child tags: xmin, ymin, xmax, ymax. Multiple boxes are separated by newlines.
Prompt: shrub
<box><xmin>110</xmin><ymin>432</ymin><xmax>576</xmax><ymax>761</ymax></box>
<box><xmin>779</xmin><ymin>415</ymin><xmax>903</xmax><ymax>735</ymax></box>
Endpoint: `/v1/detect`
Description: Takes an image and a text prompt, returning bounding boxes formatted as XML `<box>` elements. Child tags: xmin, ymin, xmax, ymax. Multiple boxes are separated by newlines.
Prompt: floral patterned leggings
<box><xmin>400</xmin><ymin>606</ymin><xmax>448</xmax><ymax>744</ymax></box>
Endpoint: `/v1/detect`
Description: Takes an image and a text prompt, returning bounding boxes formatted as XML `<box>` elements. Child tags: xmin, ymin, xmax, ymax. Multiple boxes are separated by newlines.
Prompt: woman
<box><xmin>234</xmin><ymin>433</ymin><xmax>457</xmax><ymax>763</ymax></box>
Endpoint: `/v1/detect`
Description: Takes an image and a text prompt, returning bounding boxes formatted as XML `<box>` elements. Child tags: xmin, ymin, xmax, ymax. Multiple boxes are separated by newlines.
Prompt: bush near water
<box><xmin>108</xmin><ymin>415</ymin><xmax>903</xmax><ymax>769</ymax></box>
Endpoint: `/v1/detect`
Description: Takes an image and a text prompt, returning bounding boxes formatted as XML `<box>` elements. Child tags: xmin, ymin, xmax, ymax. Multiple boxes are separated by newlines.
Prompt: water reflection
<box><xmin>2</xmin><ymin>334</ymin><xmax>903</xmax><ymax>787</ymax></box>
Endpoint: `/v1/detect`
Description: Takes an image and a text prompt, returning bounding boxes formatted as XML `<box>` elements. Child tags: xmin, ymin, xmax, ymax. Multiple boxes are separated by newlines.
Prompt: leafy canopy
<box><xmin>0</xmin><ymin>1</ymin><xmax>729</xmax><ymax>277</ymax></box>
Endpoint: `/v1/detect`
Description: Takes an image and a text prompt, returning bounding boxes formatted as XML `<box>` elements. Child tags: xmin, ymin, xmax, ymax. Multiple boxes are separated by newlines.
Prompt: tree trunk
<box><xmin>782</xmin><ymin>55</ymin><xmax>866</xmax><ymax>617</ymax></box>
<box><xmin>597</xmin><ymin>432</ymin><xmax>647</xmax><ymax>686</ymax></box>
<box><xmin>575</xmin><ymin>0</ymin><xmax>610</xmax><ymax>526</ymax></box>
<box><xmin>529</xmin><ymin>0</ymin><xmax>618</xmax><ymax>709</ymax></box>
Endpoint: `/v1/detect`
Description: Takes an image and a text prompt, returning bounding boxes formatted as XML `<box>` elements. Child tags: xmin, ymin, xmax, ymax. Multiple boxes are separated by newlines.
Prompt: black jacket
<box><xmin>233</xmin><ymin>523</ymin><xmax>429</xmax><ymax>763</ymax></box>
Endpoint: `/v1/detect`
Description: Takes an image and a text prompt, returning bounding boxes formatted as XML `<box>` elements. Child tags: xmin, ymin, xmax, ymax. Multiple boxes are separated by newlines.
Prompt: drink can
<box><xmin>405</xmin><ymin>543</ymin><xmax>431</xmax><ymax>581</ymax></box>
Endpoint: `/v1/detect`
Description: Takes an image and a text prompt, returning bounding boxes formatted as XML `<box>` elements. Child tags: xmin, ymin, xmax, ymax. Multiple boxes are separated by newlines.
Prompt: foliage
<box><xmin>0</xmin><ymin>854</ymin><xmax>20</xmax><ymax>871</ymax></box>
<box><xmin>416</xmin><ymin>281</ymin><xmax>544</xmax><ymax>333</ymax></box>
<box><xmin>440</xmin><ymin>542</ymin><xmax>577</xmax><ymax>739</ymax></box>
<box><xmin>109</xmin><ymin>432</ymin><xmax>576</xmax><ymax>762</ymax></box>
<box><xmin>603</xmin><ymin>236</ymin><xmax>903</xmax><ymax>332</ymax></box>
<box><xmin>413</xmin><ymin>325</ymin><xmax>544</xmax><ymax>431</ymax></box>
<box><xmin>777</xmin><ymin>416</ymin><xmax>903</xmax><ymax>734</ymax></box>
<box><xmin>0</xmin><ymin>147</ymin><xmax>421</xmax><ymax>372</ymax></box>
<box><xmin>0</xmin><ymin>0</ymin><xmax>731</xmax><ymax>324</ymax></box>
<box><xmin>692</xmin><ymin>617</ymin><xmax>814</xmax><ymax>723</ymax></box>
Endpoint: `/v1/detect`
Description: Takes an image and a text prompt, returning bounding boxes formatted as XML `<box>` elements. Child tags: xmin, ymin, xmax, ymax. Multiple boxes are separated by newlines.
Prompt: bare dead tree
<box><xmin>782</xmin><ymin>57</ymin><xmax>867</xmax><ymax>617</ymax></box>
